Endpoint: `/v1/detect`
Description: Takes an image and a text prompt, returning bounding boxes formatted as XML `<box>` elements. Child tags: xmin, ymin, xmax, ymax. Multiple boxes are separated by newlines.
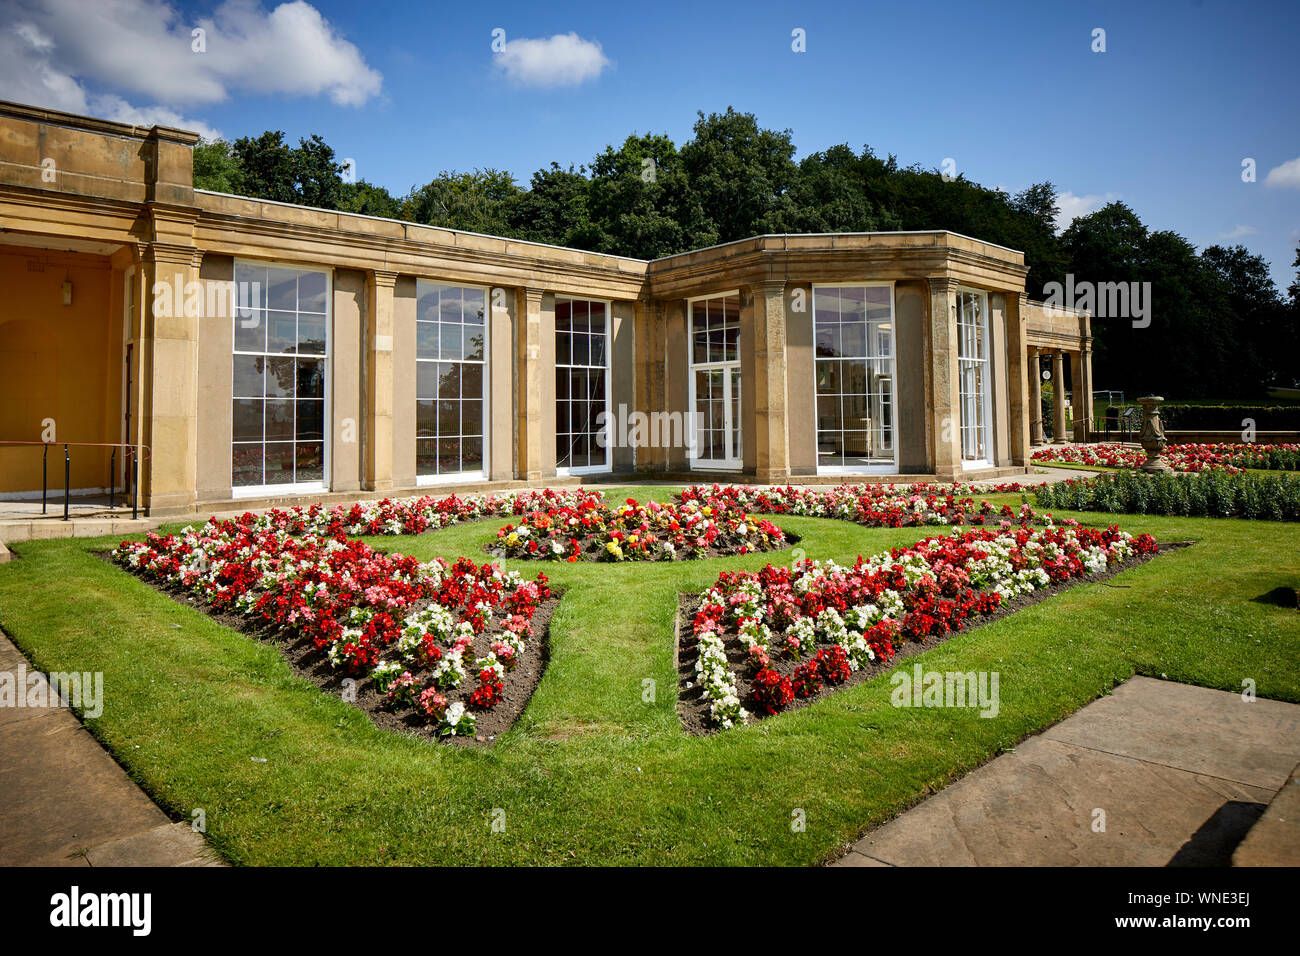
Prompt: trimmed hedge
<box><xmin>1034</xmin><ymin>469</ymin><xmax>1300</xmax><ymax>521</ymax></box>
<box><xmin>1161</xmin><ymin>404</ymin><xmax>1300</xmax><ymax>430</ymax></box>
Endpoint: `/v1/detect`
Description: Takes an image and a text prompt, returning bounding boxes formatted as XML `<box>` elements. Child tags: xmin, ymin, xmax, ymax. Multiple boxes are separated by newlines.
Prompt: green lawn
<box><xmin>1</xmin><ymin>485</ymin><xmax>1297</xmax><ymax>865</ymax></box>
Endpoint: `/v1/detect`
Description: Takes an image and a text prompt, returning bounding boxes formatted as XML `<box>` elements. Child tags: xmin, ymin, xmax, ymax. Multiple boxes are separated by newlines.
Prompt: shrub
<box><xmin>1162</xmin><ymin>404</ymin><xmax>1300</xmax><ymax>430</ymax></box>
<box><xmin>1035</xmin><ymin>470</ymin><xmax>1300</xmax><ymax>521</ymax></box>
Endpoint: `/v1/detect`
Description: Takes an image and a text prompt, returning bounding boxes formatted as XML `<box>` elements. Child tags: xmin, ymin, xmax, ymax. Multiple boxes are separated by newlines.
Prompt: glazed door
<box><xmin>690</xmin><ymin>364</ymin><xmax>742</xmax><ymax>469</ymax></box>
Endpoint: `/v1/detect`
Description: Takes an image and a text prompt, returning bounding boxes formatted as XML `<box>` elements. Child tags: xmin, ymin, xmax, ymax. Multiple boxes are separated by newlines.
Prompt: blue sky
<box><xmin>3</xmin><ymin>0</ymin><xmax>1298</xmax><ymax>288</ymax></box>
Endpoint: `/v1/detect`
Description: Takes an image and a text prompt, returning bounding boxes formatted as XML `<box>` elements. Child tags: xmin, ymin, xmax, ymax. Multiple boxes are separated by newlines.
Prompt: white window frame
<box><xmin>414</xmin><ymin>280</ymin><xmax>491</xmax><ymax>486</ymax></box>
<box><xmin>812</xmin><ymin>280</ymin><xmax>899</xmax><ymax>476</ymax></box>
<box><xmin>230</xmin><ymin>258</ymin><xmax>332</xmax><ymax>499</ymax></box>
<box><xmin>555</xmin><ymin>295</ymin><xmax>613</xmax><ymax>477</ymax></box>
<box><xmin>957</xmin><ymin>286</ymin><xmax>994</xmax><ymax>469</ymax></box>
<box><xmin>686</xmin><ymin>289</ymin><xmax>743</xmax><ymax>471</ymax></box>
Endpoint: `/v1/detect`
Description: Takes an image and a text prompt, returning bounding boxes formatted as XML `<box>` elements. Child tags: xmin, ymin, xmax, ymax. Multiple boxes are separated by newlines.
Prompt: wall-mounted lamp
<box><xmin>62</xmin><ymin>280</ymin><xmax>73</xmax><ymax>306</ymax></box>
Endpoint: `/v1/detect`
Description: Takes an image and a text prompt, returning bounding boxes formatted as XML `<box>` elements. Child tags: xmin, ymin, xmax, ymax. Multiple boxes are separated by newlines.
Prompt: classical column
<box><xmin>750</xmin><ymin>280</ymin><xmax>790</xmax><ymax>483</ymax></box>
<box><xmin>1079</xmin><ymin>311</ymin><xmax>1095</xmax><ymax>440</ymax></box>
<box><xmin>1082</xmin><ymin>343</ymin><xmax>1095</xmax><ymax>435</ymax></box>
<box><xmin>927</xmin><ymin>276</ymin><xmax>962</xmax><ymax>477</ymax></box>
<box><xmin>1069</xmin><ymin>351</ymin><xmax>1087</xmax><ymax>441</ymax></box>
<box><xmin>363</xmin><ymin>270</ymin><xmax>396</xmax><ymax>491</ymax></box>
<box><xmin>1052</xmin><ymin>350</ymin><xmax>1067</xmax><ymax>442</ymax></box>
<box><xmin>515</xmin><ymin>287</ymin><xmax>544</xmax><ymax>481</ymax></box>
<box><xmin>1006</xmin><ymin>292</ymin><xmax>1031</xmax><ymax>464</ymax></box>
<box><xmin>137</xmin><ymin>237</ymin><xmax>202</xmax><ymax>513</ymax></box>
<box><xmin>1028</xmin><ymin>346</ymin><xmax>1043</xmax><ymax>445</ymax></box>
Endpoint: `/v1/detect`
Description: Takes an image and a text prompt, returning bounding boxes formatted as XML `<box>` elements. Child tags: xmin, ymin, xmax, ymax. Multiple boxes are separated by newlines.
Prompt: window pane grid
<box><xmin>689</xmin><ymin>295</ymin><xmax>741</xmax><ymax>464</ymax></box>
<box><xmin>232</xmin><ymin>263</ymin><xmax>328</xmax><ymax>489</ymax></box>
<box><xmin>957</xmin><ymin>291</ymin><xmax>991</xmax><ymax>462</ymax></box>
<box><xmin>417</xmin><ymin>283</ymin><xmax>487</xmax><ymax>477</ymax></box>
<box><xmin>815</xmin><ymin>285</ymin><xmax>894</xmax><ymax>468</ymax></box>
<box><xmin>556</xmin><ymin>297</ymin><xmax>609</xmax><ymax>470</ymax></box>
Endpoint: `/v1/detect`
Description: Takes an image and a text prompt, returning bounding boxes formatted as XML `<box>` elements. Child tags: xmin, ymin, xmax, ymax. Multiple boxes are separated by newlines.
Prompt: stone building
<box><xmin>0</xmin><ymin>101</ymin><xmax>1093</xmax><ymax>515</ymax></box>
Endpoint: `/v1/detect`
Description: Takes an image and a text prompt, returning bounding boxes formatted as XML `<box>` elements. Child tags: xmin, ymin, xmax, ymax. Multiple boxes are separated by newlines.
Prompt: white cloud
<box><xmin>1218</xmin><ymin>224</ymin><xmax>1259</xmax><ymax>240</ymax></box>
<box><xmin>1264</xmin><ymin>156</ymin><xmax>1300</xmax><ymax>189</ymax></box>
<box><xmin>94</xmin><ymin>94</ymin><xmax>224</xmax><ymax>141</ymax></box>
<box><xmin>494</xmin><ymin>32</ymin><xmax>610</xmax><ymax>88</ymax></box>
<box><xmin>1053</xmin><ymin>190</ymin><xmax>1121</xmax><ymax>233</ymax></box>
<box><xmin>0</xmin><ymin>0</ymin><xmax>381</xmax><ymax>137</ymax></box>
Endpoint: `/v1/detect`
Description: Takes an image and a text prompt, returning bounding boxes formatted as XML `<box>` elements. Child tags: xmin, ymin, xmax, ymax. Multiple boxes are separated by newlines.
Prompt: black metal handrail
<box><xmin>0</xmin><ymin>441</ymin><xmax>151</xmax><ymax>520</ymax></box>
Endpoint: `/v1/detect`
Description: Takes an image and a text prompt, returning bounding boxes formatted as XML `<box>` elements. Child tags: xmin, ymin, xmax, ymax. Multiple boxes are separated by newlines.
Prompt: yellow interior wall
<box><xmin>0</xmin><ymin>245</ymin><xmax>121</xmax><ymax>495</ymax></box>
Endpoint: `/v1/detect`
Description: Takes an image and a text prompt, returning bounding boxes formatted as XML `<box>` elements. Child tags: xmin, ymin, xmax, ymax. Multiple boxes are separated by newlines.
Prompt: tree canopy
<box><xmin>193</xmin><ymin>108</ymin><xmax>1300</xmax><ymax>397</ymax></box>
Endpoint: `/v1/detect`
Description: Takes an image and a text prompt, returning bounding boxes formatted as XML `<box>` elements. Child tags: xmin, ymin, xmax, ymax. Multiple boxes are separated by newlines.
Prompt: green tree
<box><xmin>292</xmin><ymin>134</ymin><xmax>344</xmax><ymax>209</ymax></box>
<box><xmin>231</xmin><ymin>131</ymin><xmax>298</xmax><ymax>204</ymax></box>
<box><xmin>679</xmin><ymin>108</ymin><xmax>799</xmax><ymax>242</ymax></box>
<box><xmin>339</xmin><ymin>180</ymin><xmax>402</xmax><ymax>219</ymax></box>
<box><xmin>400</xmin><ymin>169</ymin><xmax>522</xmax><ymax>236</ymax></box>
<box><xmin>582</xmin><ymin>133</ymin><xmax>705</xmax><ymax>259</ymax></box>
<box><xmin>787</xmin><ymin>145</ymin><xmax>895</xmax><ymax>233</ymax></box>
<box><xmin>507</xmin><ymin>162</ymin><xmax>593</xmax><ymax>247</ymax></box>
<box><xmin>192</xmin><ymin>138</ymin><xmax>243</xmax><ymax>193</ymax></box>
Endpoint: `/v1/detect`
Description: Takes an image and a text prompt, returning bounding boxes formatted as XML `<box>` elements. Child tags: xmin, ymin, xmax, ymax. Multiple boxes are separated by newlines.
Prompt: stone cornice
<box><xmin>192</xmin><ymin>208</ymin><xmax>647</xmax><ymax>300</ymax></box>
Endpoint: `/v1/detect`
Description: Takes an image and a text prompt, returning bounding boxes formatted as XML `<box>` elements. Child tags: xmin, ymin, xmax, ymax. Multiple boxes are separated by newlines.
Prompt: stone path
<box><xmin>835</xmin><ymin>677</ymin><xmax>1300</xmax><ymax>866</ymax></box>
<box><xmin>0</xmin><ymin>631</ymin><xmax>222</xmax><ymax>867</ymax></box>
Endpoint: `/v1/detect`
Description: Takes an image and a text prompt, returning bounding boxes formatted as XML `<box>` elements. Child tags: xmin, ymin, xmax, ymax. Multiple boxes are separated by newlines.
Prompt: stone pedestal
<box><xmin>1138</xmin><ymin>395</ymin><xmax>1173</xmax><ymax>473</ymax></box>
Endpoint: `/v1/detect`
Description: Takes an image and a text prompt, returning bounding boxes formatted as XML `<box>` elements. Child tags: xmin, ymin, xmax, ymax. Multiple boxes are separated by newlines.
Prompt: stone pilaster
<box><xmin>750</xmin><ymin>280</ymin><xmax>790</xmax><ymax>483</ymax></box>
<box><xmin>363</xmin><ymin>269</ymin><xmax>396</xmax><ymax>491</ymax></box>
<box><xmin>633</xmin><ymin>298</ymin><xmax>664</xmax><ymax>472</ymax></box>
<box><xmin>516</xmin><ymin>287</ymin><xmax>544</xmax><ymax>480</ymax></box>
<box><xmin>137</xmin><ymin>206</ymin><xmax>201</xmax><ymax>513</ymax></box>
<box><xmin>1007</xmin><ymin>292</ymin><xmax>1031</xmax><ymax>465</ymax></box>
<box><xmin>927</xmin><ymin>275</ymin><xmax>962</xmax><ymax>478</ymax></box>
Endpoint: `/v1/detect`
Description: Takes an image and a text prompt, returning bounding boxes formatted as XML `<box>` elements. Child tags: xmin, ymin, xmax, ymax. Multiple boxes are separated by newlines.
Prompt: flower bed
<box><xmin>678</xmin><ymin>483</ymin><xmax>1040</xmax><ymax>528</ymax></box>
<box><xmin>493</xmin><ymin>496</ymin><xmax>790</xmax><ymax>561</ymax></box>
<box><xmin>1031</xmin><ymin>442</ymin><xmax>1300</xmax><ymax>473</ymax></box>
<box><xmin>678</xmin><ymin>522</ymin><xmax>1160</xmax><ymax>731</ymax></box>
<box><xmin>242</xmin><ymin>487</ymin><xmax>605</xmax><ymax>538</ymax></box>
<box><xmin>1034</xmin><ymin>469</ymin><xmax>1300</xmax><ymax>521</ymax></box>
<box><xmin>112</xmin><ymin>517</ymin><xmax>556</xmax><ymax>743</ymax></box>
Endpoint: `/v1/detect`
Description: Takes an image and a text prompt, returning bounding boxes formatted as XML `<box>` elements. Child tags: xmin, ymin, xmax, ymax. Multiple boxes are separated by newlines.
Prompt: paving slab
<box><xmin>848</xmin><ymin>736</ymin><xmax>1272</xmax><ymax>866</ymax></box>
<box><xmin>0</xmin><ymin>632</ymin><xmax>223</xmax><ymax>866</ymax></box>
<box><xmin>835</xmin><ymin>678</ymin><xmax>1300</xmax><ymax>867</ymax></box>
<box><xmin>1042</xmin><ymin>677</ymin><xmax>1300</xmax><ymax>790</ymax></box>
<box><xmin>84</xmin><ymin>822</ymin><xmax>222</xmax><ymax>868</ymax></box>
<box><xmin>1233</xmin><ymin>763</ymin><xmax>1300</xmax><ymax>866</ymax></box>
<box><xmin>0</xmin><ymin>710</ymin><xmax>170</xmax><ymax>864</ymax></box>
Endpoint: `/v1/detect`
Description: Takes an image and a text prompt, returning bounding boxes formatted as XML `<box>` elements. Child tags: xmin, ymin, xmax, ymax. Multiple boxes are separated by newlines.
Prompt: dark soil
<box><xmin>97</xmin><ymin>551</ymin><xmax>558</xmax><ymax>747</ymax></box>
<box><xmin>675</xmin><ymin>542</ymin><xmax>1191</xmax><ymax>736</ymax></box>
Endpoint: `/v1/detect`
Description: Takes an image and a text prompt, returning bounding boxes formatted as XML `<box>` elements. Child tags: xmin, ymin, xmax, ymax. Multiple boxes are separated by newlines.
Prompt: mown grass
<box><xmin>0</xmin><ymin>485</ymin><xmax>1297</xmax><ymax>865</ymax></box>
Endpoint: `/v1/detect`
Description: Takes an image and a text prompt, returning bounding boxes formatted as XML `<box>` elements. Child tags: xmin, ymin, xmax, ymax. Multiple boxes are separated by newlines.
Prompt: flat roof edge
<box><xmin>0</xmin><ymin>99</ymin><xmax>198</xmax><ymax>145</ymax></box>
<box><xmin>194</xmin><ymin>189</ymin><xmax>651</xmax><ymax>265</ymax></box>
<box><xmin>648</xmin><ymin>231</ymin><xmax>1027</xmax><ymax>262</ymax></box>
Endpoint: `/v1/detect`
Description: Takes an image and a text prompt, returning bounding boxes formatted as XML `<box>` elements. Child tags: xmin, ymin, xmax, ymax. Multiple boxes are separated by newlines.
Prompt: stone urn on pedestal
<box><xmin>1137</xmin><ymin>395</ymin><xmax>1173</xmax><ymax>473</ymax></box>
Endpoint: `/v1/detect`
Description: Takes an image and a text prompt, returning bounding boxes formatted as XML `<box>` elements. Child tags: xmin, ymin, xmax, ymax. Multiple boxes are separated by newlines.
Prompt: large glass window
<box><xmin>232</xmin><ymin>262</ymin><xmax>328</xmax><ymax>490</ymax></box>
<box><xmin>688</xmin><ymin>293</ymin><xmax>741</xmax><ymax>468</ymax></box>
<box><xmin>416</xmin><ymin>283</ymin><xmax>487</xmax><ymax>479</ymax></box>
<box><xmin>957</xmin><ymin>289</ymin><xmax>992</xmax><ymax>464</ymax></box>
<box><xmin>555</xmin><ymin>296</ymin><xmax>609</xmax><ymax>473</ymax></box>
<box><xmin>815</xmin><ymin>284</ymin><xmax>896</xmax><ymax>471</ymax></box>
